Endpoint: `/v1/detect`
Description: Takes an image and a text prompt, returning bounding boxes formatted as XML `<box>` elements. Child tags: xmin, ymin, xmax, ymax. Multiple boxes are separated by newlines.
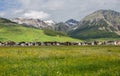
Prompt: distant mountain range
<box><xmin>11</xmin><ymin>18</ymin><xmax>79</xmax><ymax>32</ymax></box>
<box><xmin>1</xmin><ymin>9</ymin><xmax>120</xmax><ymax>41</ymax></box>
<box><xmin>11</xmin><ymin>18</ymin><xmax>55</xmax><ymax>29</ymax></box>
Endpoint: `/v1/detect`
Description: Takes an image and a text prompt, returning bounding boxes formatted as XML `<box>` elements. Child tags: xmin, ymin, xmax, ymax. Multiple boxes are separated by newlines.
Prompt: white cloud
<box><xmin>14</xmin><ymin>9</ymin><xmax>24</xmax><ymax>14</ymax></box>
<box><xmin>0</xmin><ymin>12</ymin><xmax>5</xmax><ymax>17</ymax></box>
<box><xmin>41</xmin><ymin>0</ymin><xmax>65</xmax><ymax>10</ymax></box>
<box><xmin>1</xmin><ymin>0</ymin><xmax>120</xmax><ymax>21</ymax></box>
<box><xmin>0</xmin><ymin>9</ymin><xmax>50</xmax><ymax>19</ymax></box>
<box><xmin>18</xmin><ymin>0</ymin><xmax>65</xmax><ymax>10</ymax></box>
<box><xmin>22</xmin><ymin>11</ymin><xmax>50</xmax><ymax>19</ymax></box>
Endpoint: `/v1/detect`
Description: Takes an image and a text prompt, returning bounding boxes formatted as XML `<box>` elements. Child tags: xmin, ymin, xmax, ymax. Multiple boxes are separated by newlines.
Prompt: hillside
<box><xmin>69</xmin><ymin>10</ymin><xmax>120</xmax><ymax>40</ymax></box>
<box><xmin>0</xmin><ymin>18</ymin><xmax>80</xmax><ymax>42</ymax></box>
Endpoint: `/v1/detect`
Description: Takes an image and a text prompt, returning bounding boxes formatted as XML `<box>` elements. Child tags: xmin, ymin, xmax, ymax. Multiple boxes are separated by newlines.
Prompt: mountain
<box><xmin>65</xmin><ymin>19</ymin><xmax>79</xmax><ymax>26</ymax></box>
<box><xmin>11</xmin><ymin>18</ymin><xmax>55</xmax><ymax>29</ymax></box>
<box><xmin>44</xmin><ymin>20</ymin><xmax>56</xmax><ymax>26</ymax></box>
<box><xmin>11</xmin><ymin>18</ymin><xmax>78</xmax><ymax>33</ymax></box>
<box><xmin>0</xmin><ymin>18</ymin><xmax>80</xmax><ymax>42</ymax></box>
<box><xmin>69</xmin><ymin>10</ymin><xmax>120</xmax><ymax>39</ymax></box>
<box><xmin>4</xmin><ymin>9</ymin><xmax>120</xmax><ymax>41</ymax></box>
<box><xmin>54</xmin><ymin>22</ymin><xmax>70</xmax><ymax>33</ymax></box>
<box><xmin>54</xmin><ymin>19</ymin><xmax>79</xmax><ymax>33</ymax></box>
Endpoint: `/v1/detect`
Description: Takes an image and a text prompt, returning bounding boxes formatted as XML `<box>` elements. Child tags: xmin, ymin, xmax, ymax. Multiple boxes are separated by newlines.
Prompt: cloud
<box><xmin>22</xmin><ymin>11</ymin><xmax>50</xmax><ymax>19</ymax></box>
<box><xmin>41</xmin><ymin>0</ymin><xmax>65</xmax><ymax>10</ymax></box>
<box><xmin>18</xmin><ymin>0</ymin><xmax>65</xmax><ymax>10</ymax></box>
<box><xmin>0</xmin><ymin>0</ymin><xmax>120</xmax><ymax>21</ymax></box>
<box><xmin>0</xmin><ymin>12</ymin><xmax>5</xmax><ymax>17</ymax></box>
<box><xmin>14</xmin><ymin>9</ymin><xmax>24</xmax><ymax>14</ymax></box>
<box><xmin>0</xmin><ymin>9</ymin><xmax>50</xmax><ymax>19</ymax></box>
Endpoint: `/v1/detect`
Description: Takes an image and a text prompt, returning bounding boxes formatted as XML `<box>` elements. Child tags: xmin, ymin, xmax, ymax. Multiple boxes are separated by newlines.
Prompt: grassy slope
<box><xmin>0</xmin><ymin>46</ymin><xmax>120</xmax><ymax>76</ymax></box>
<box><xmin>69</xmin><ymin>26</ymin><xmax>120</xmax><ymax>40</ymax></box>
<box><xmin>0</xmin><ymin>22</ymin><xmax>80</xmax><ymax>42</ymax></box>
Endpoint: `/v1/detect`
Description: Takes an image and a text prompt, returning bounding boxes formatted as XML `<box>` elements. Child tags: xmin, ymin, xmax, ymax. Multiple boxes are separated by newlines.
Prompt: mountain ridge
<box><xmin>69</xmin><ymin>9</ymin><xmax>120</xmax><ymax>39</ymax></box>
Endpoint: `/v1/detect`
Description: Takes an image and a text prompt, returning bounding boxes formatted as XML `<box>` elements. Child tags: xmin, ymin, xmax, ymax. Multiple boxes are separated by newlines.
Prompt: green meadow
<box><xmin>0</xmin><ymin>46</ymin><xmax>120</xmax><ymax>76</ymax></box>
<box><xmin>0</xmin><ymin>23</ymin><xmax>80</xmax><ymax>42</ymax></box>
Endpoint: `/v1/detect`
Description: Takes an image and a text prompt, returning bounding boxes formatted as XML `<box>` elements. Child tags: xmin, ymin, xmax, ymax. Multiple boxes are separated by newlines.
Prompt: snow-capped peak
<box><xmin>44</xmin><ymin>20</ymin><xmax>55</xmax><ymax>26</ymax></box>
<box><xmin>65</xmin><ymin>19</ymin><xmax>79</xmax><ymax>26</ymax></box>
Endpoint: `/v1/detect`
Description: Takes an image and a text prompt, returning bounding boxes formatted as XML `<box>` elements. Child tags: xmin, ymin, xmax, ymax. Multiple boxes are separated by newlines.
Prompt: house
<box><xmin>105</xmin><ymin>41</ymin><xmax>117</xmax><ymax>45</ymax></box>
<box><xmin>116</xmin><ymin>41</ymin><xmax>120</xmax><ymax>45</ymax></box>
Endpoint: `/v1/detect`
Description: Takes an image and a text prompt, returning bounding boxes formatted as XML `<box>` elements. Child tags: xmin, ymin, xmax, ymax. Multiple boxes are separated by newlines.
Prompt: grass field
<box><xmin>0</xmin><ymin>46</ymin><xmax>120</xmax><ymax>76</ymax></box>
<box><xmin>0</xmin><ymin>22</ymin><xmax>80</xmax><ymax>42</ymax></box>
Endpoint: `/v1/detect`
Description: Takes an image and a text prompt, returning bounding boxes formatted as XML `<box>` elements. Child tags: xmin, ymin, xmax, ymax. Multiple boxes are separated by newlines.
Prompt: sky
<box><xmin>0</xmin><ymin>0</ymin><xmax>120</xmax><ymax>22</ymax></box>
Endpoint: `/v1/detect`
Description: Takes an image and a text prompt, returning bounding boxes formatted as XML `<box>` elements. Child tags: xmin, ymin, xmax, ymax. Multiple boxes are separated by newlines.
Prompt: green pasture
<box><xmin>0</xmin><ymin>46</ymin><xmax>120</xmax><ymax>76</ymax></box>
<box><xmin>0</xmin><ymin>23</ymin><xmax>80</xmax><ymax>42</ymax></box>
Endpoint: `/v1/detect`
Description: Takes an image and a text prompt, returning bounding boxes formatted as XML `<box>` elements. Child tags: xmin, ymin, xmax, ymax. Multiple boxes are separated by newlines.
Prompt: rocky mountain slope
<box><xmin>65</xmin><ymin>19</ymin><xmax>79</xmax><ymax>26</ymax></box>
<box><xmin>11</xmin><ymin>18</ymin><xmax>55</xmax><ymax>29</ymax></box>
<box><xmin>11</xmin><ymin>18</ymin><xmax>78</xmax><ymax>33</ymax></box>
<box><xmin>69</xmin><ymin>10</ymin><xmax>120</xmax><ymax>39</ymax></box>
<box><xmin>54</xmin><ymin>19</ymin><xmax>79</xmax><ymax>33</ymax></box>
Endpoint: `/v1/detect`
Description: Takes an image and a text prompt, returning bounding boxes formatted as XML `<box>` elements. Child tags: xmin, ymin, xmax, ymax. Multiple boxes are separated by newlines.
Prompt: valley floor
<box><xmin>0</xmin><ymin>46</ymin><xmax>120</xmax><ymax>76</ymax></box>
